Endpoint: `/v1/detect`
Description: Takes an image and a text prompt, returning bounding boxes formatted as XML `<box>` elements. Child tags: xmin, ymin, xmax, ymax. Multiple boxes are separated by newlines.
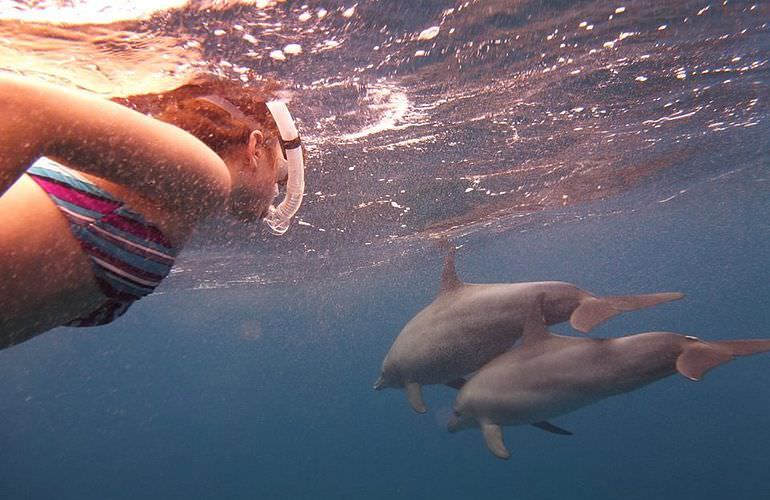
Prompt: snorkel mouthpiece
<box><xmin>264</xmin><ymin>100</ymin><xmax>305</xmax><ymax>235</ymax></box>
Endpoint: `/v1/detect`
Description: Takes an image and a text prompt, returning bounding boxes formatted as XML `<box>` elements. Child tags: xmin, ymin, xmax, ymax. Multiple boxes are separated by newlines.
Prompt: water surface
<box><xmin>0</xmin><ymin>1</ymin><xmax>768</xmax><ymax>498</ymax></box>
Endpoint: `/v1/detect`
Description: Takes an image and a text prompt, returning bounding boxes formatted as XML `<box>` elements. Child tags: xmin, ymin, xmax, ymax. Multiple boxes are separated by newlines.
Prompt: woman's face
<box><xmin>223</xmin><ymin>130</ymin><xmax>284</xmax><ymax>222</ymax></box>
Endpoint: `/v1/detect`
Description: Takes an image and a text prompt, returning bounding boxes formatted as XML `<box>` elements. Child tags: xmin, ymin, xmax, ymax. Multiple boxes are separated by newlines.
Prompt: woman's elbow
<box><xmin>160</xmin><ymin>129</ymin><xmax>233</xmax><ymax>219</ymax></box>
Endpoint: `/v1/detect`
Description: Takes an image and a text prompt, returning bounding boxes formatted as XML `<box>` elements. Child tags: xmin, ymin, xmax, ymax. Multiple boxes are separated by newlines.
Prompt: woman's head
<box><xmin>114</xmin><ymin>74</ymin><xmax>286</xmax><ymax>221</ymax></box>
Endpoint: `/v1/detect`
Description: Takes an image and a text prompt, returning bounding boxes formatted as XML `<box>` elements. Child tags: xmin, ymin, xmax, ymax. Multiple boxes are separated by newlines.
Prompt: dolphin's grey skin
<box><xmin>374</xmin><ymin>246</ymin><xmax>684</xmax><ymax>413</ymax></box>
<box><xmin>448</xmin><ymin>294</ymin><xmax>770</xmax><ymax>460</ymax></box>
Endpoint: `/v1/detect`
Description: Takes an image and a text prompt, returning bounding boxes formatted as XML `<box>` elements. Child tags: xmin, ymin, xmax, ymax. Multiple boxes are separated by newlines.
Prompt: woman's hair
<box><xmin>112</xmin><ymin>74</ymin><xmax>281</xmax><ymax>155</ymax></box>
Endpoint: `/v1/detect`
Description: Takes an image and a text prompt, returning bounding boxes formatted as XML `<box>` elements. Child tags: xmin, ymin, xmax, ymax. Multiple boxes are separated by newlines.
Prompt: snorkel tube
<box><xmin>264</xmin><ymin>101</ymin><xmax>305</xmax><ymax>235</ymax></box>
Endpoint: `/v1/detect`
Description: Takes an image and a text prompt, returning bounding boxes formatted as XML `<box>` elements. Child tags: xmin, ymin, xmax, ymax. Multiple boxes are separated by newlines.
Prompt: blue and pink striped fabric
<box><xmin>27</xmin><ymin>157</ymin><xmax>178</xmax><ymax>326</ymax></box>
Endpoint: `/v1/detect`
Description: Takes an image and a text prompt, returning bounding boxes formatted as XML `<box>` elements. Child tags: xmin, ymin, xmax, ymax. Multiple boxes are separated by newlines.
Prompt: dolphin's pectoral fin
<box><xmin>481</xmin><ymin>423</ymin><xmax>510</xmax><ymax>460</ymax></box>
<box><xmin>570</xmin><ymin>292</ymin><xmax>684</xmax><ymax>333</ymax></box>
<box><xmin>405</xmin><ymin>382</ymin><xmax>427</xmax><ymax>413</ymax></box>
<box><xmin>532</xmin><ymin>421</ymin><xmax>573</xmax><ymax>436</ymax></box>
<box><xmin>438</xmin><ymin>244</ymin><xmax>463</xmax><ymax>294</ymax></box>
<box><xmin>373</xmin><ymin>376</ymin><xmax>385</xmax><ymax>390</ymax></box>
<box><xmin>445</xmin><ymin>377</ymin><xmax>467</xmax><ymax>390</ymax></box>
<box><xmin>676</xmin><ymin>342</ymin><xmax>735</xmax><ymax>381</ymax></box>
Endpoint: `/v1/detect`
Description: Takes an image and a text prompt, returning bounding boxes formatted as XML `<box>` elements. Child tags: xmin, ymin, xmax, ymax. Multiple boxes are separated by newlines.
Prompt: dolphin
<box><xmin>374</xmin><ymin>245</ymin><xmax>684</xmax><ymax>413</ymax></box>
<box><xmin>448</xmin><ymin>294</ymin><xmax>770</xmax><ymax>460</ymax></box>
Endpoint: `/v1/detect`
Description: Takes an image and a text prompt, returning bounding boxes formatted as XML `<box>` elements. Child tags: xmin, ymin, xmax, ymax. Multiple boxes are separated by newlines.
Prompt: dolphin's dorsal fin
<box><xmin>519</xmin><ymin>293</ymin><xmax>551</xmax><ymax>347</ymax></box>
<box><xmin>438</xmin><ymin>244</ymin><xmax>463</xmax><ymax>295</ymax></box>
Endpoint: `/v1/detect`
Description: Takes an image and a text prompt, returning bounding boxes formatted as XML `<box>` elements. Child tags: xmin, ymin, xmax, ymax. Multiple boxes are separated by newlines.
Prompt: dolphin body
<box><xmin>448</xmin><ymin>294</ymin><xmax>770</xmax><ymax>460</ymax></box>
<box><xmin>374</xmin><ymin>246</ymin><xmax>684</xmax><ymax>413</ymax></box>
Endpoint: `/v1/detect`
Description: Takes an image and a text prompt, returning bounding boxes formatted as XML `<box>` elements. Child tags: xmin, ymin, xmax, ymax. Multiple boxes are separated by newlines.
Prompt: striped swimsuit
<box><xmin>27</xmin><ymin>157</ymin><xmax>179</xmax><ymax>327</ymax></box>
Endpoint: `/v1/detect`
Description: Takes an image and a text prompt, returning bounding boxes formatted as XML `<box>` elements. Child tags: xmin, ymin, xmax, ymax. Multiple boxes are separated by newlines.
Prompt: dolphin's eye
<box><xmin>452</xmin><ymin>410</ymin><xmax>461</xmax><ymax>417</ymax></box>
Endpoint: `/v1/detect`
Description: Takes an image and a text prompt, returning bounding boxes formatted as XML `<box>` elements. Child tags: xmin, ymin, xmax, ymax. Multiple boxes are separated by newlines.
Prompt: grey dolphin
<box><xmin>448</xmin><ymin>294</ymin><xmax>770</xmax><ymax>460</ymax></box>
<box><xmin>374</xmin><ymin>245</ymin><xmax>684</xmax><ymax>413</ymax></box>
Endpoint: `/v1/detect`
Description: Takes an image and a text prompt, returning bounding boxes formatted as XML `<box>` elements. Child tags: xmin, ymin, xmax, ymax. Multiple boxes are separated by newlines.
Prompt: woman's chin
<box><xmin>228</xmin><ymin>191</ymin><xmax>267</xmax><ymax>222</ymax></box>
<box><xmin>234</xmin><ymin>211</ymin><xmax>259</xmax><ymax>223</ymax></box>
<box><xmin>232</xmin><ymin>205</ymin><xmax>266</xmax><ymax>223</ymax></box>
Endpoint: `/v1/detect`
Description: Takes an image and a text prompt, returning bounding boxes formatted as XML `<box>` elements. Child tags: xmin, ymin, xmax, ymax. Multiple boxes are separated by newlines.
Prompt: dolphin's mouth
<box><xmin>372</xmin><ymin>376</ymin><xmax>385</xmax><ymax>390</ymax></box>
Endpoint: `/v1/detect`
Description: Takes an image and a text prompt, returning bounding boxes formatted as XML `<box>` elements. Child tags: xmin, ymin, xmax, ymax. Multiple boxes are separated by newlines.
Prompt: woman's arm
<box><xmin>0</xmin><ymin>74</ymin><xmax>232</xmax><ymax>218</ymax></box>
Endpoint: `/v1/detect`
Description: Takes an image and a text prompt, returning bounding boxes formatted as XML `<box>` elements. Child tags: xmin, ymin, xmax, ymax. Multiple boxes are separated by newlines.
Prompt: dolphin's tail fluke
<box><xmin>570</xmin><ymin>291</ymin><xmax>684</xmax><ymax>333</ymax></box>
<box><xmin>676</xmin><ymin>338</ymin><xmax>770</xmax><ymax>381</ymax></box>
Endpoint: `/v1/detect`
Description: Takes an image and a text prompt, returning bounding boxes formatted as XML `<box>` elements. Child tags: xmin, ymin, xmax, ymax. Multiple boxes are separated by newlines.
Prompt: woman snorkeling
<box><xmin>0</xmin><ymin>73</ymin><xmax>304</xmax><ymax>349</ymax></box>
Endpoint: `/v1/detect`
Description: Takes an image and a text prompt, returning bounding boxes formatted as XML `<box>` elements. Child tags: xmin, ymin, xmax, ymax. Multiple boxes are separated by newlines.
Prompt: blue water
<box><xmin>1</xmin><ymin>0</ymin><xmax>770</xmax><ymax>498</ymax></box>
<box><xmin>1</xmin><ymin>158</ymin><xmax>767</xmax><ymax>499</ymax></box>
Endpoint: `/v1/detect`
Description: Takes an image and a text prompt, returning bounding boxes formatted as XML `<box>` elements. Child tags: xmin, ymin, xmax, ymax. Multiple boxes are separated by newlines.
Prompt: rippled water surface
<box><xmin>0</xmin><ymin>1</ymin><xmax>768</xmax><ymax>499</ymax></box>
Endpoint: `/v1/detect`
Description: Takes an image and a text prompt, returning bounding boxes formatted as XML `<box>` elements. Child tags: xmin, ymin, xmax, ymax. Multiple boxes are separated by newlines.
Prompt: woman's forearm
<box><xmin>0</xmin><ymin>74</ymin><xmax>231</xmax><ymax>216</ymax></box>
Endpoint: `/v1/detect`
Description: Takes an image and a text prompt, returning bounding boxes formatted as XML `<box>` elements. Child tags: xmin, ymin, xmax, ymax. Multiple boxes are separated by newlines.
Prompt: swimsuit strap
<box><xmin>27</xmin><ymin>157</ymin><xmax>120</xmax><ymax>202</ymax></box>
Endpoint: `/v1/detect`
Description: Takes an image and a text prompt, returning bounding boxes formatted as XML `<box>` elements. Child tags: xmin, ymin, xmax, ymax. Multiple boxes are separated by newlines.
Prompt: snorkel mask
<box><xmin>197</xmin><ymin>95</ymin><xmax>305</xmax><ymax>235</ymax></box>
